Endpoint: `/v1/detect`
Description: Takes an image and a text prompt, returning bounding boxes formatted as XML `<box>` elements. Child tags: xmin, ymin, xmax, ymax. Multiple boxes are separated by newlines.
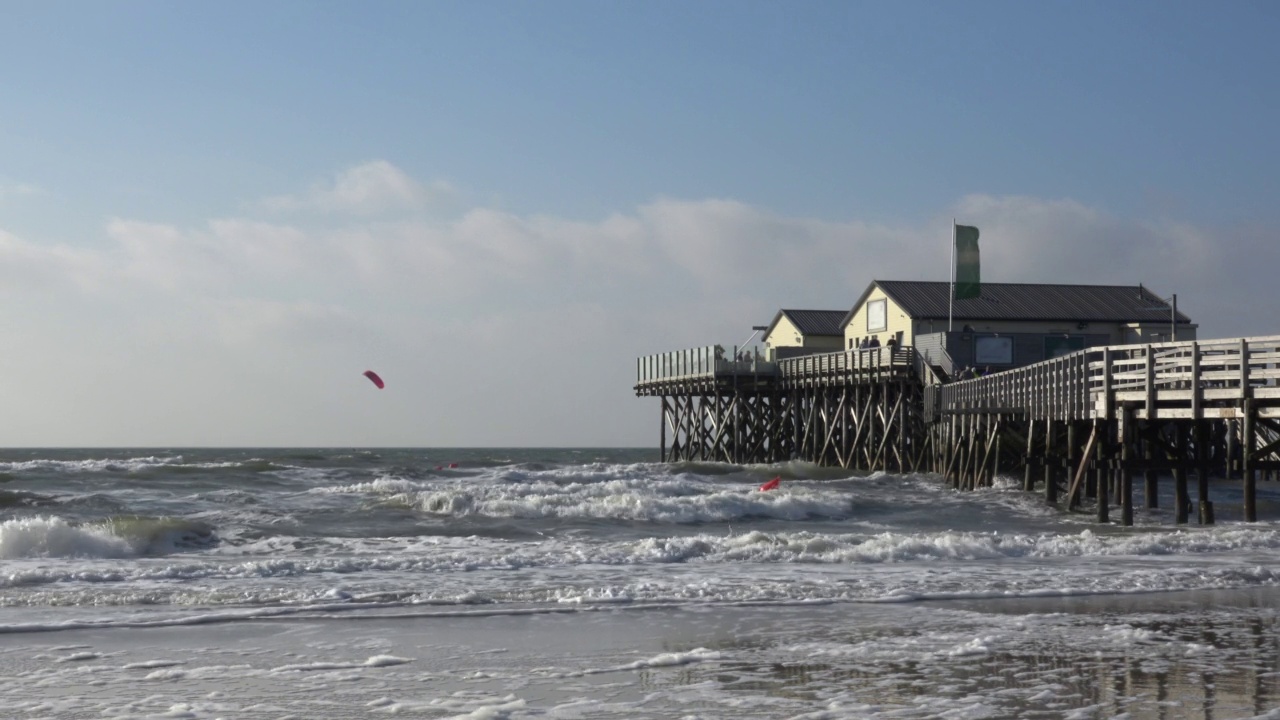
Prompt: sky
<box><xmin>2</xmin><ymin>1</ymin><xmax>1279</xmax><ymax>447</ymax></box>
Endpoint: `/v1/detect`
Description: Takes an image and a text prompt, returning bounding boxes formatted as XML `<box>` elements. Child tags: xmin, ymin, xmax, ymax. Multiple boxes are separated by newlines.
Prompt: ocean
<box><xmin>3</xmin><ymin>447</ymin><xmax>1280</xmax><ymax>719</ymax></box>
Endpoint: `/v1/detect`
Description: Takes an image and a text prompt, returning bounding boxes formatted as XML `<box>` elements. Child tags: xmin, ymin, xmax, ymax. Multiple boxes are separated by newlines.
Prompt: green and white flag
<box><xmin>954</xmin><ymin>224</ymin><xmax>981</xmax><ymax>300</ymax></box>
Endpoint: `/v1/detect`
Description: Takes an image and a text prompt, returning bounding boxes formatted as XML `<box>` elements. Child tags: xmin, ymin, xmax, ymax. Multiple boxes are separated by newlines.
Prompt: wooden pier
<box><xmin>636</xmin><ymin>346</ymin><xmax>925</xmax><ymax>470</ymax></box>
<box><xmin>636</xmin><ymin>336</ymin><xmax>1280</xmax><ymax>524</ymax></box>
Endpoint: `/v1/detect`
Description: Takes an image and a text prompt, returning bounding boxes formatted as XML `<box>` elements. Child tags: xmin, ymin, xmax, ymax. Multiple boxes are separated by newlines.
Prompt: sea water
<box><xmin>2</xmin><ymin>448</ymin><xmax>1280</xmax><ymax>718</ymax></box>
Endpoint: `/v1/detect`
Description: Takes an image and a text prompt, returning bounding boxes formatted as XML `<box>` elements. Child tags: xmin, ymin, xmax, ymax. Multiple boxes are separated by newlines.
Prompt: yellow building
<box><xmin>761</xmin><ymin>309</ymin><xmax>847</xmax><ymax>360</ymax></box>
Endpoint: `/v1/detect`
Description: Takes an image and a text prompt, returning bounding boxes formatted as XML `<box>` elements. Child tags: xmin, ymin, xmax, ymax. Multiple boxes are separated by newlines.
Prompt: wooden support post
<box><xmin>969</xmin><ymin>414</ymin><xmax>981</xmax><ymax>489</ymax></box>
<box><xmin>731</xmin><ymin>388</ymin><xmax>740</xmax><ymax>463</ymax></box>
<box><xmin>1241</xmin><ymin>338</ymin><xmax>1257</xmax><ymax>522</ymax></box>
<box><xmin>1175</xmin><ymin>425</ymin><xmax>1190</xmax><ymax>525</ymax></box>
<box><xmin>841</xmin><ymin>387</ymin><xmax>851</xmax><ymax>469</ymax></box>
<box><xmin>791</xmin><ymin>391</ymin><xmax>800</xmax><ymax>464</ymax></box>
<box><xmin>1121</xmin><ymin>408</ymin><xmax>1134</xmax><ymax>526</ymax></box>
<box><xmin>1044</xmin><ymin>419</ymin><xmax>1058</xmax><ymax>504</ymax></box>
<box><xmin>1067</xmin><ymin>423</ymin><xmax>1098</xmax><ymax>510</ymax></box>
<box><xmin>951</xmin><ymin>415</ymin><xmax>962</xmax><ymax>489</ymax></box>
<box><xmin>945</xmin><ymin>407</ymin><xmax>957</xmax><ymax>486</ymax></box>
<box><xmin>1066</xmin><ymin>421</ymin><xmax>1080</xmax><ymax>508</ymax></box>
<box><xmin>896</xmin><ymin>381</ymin><xmax>907</xmax><ymax>473</ymax></box>
<box><xmin>1243</xmin><ymin>398</ymin><xmax>1257</xmax><ymax>522</ymax></box>
<box><xmin>1023</xmin><ymin>418</ymin><xmax>1037</xmax><ymax>492</ymax></box>
<box><xmin>660</xmin><ymin>396</ymin><xmax>668</xmax><ymax>462</ymax></box>
<box><xmin>1143</xmin><ymin>423</ymin><xmax>1159</xmax><ymax>509</ymax></box>
<box><xmin>868</xmin><ymin>386</ymin><xmax>880</xmax><ymax>471</ymax></box>
<box><xmin>1096</xmin><ymin>424</ymin><xmax>1109</xmax><ymax>524</ymax></box>
<box><xmin>992</xmin><ymin>416</ymin><xmax>1002</xmax><ymax>487</ymax></box>
<box><xmin>1085</xmin><ymin>425</ymin><xmax>1098</xmax><ymax>500</ymax></box>
<box><xmin>1196</xmin><ymin>420</ymin><xmax>1213</xmax><ymax>525</ymax></box>
<box><xmin>1225</xmin><ymin>418</ymin><xmax>1235</xmax><ymax>480</ymax></box>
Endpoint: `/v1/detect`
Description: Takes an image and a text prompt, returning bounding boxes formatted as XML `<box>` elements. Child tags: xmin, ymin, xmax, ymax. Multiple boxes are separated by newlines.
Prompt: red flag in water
<box><xmin>759</xmin><ymin>476</ymin><xmax>781</xmax><ymax>491</ymax></box>
<box><xmin>363</xmin><ymin>370</ymin><xmax>385</xmax><ymax>389</ymax></box>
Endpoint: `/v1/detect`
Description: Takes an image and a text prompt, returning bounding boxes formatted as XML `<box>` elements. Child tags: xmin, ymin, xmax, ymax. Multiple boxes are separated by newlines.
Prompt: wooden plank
<box><xmin>1066</xmin><ymin>423</ymin><xmax>1098</xmax><ymax>509</ymax></box>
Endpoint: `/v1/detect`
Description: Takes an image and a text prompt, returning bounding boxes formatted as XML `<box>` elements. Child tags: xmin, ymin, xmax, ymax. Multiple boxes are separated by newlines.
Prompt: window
<box><xmin>867</xmin><ymin>299</ymin><xmax>887</xmax><ymax>332</ymax></box>
<box><xmin>1044</xmin><ymin>335</ymin><xmax>1085</xmax><ymax>359</ymax></box>
<box><xmin>975</xmin><ymin>336</ymin><xmax>1013</xmax><ymax>365</ymax></box>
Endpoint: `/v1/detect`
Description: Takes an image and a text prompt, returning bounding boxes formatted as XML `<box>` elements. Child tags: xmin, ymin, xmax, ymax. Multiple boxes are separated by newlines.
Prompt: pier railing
<box><xmin>636</xmin><ymin>345</ymin><xmax>915</xmax><ymax>388</ymax></box>
<box><xmin>937</xmin><ymin>336</ymin><xmax>1280</xmax><ymax>420</ymax></box>
<box><xmin>636</xmin><ymin>345</ymin><xmax>779</xmax><ymax>385</ymax></box>
<box><xmin>775</xmin><ymin>347</ymin><xmax>915</xmax><ymax>387</ymax></box>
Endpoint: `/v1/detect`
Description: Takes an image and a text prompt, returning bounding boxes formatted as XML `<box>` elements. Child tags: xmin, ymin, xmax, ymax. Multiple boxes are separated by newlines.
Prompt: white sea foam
<box><xmin>0</xmin><ymin>517</ymin><xmax>133</xmax><ymax>559</ymax></box>
<box><xmin>323</xmin><ymin>475</ymin><xmax>862</xmax><ymax>522</ymax></box>
<box><xmin>0</xmin><ymin>455</ymin><xmax>264</xmax><ymax>474</ymax></box>
<box><xmin>6</xmin><ymin>524</ymin><xmax>1280</xmax><ymax>606</ymax></box>
<box><xmin>269</xmin><ymin>655</ymin><xmax>412</xmax><ymax>672</ymax></box>
<box><xmin>308</xmin><ymin>467</ymin><xmax>1098</xmax><ymax>531</ymax></box>
<box><xmin>0</xmin><ymin>515</ymin><xmax>216</xmax><ymax>560</ymax></box>
<box><xmin>599</xmin><ymin>647</ymin><xmax>721</xmax><ymax>672</ymax></box>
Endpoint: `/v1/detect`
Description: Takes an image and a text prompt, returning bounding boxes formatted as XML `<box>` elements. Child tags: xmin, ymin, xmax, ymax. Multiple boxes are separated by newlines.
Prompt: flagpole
<box><xmin>949</xmin><ymin>219</ymin><xmax>955</xmax><ymax>332</ymax></box>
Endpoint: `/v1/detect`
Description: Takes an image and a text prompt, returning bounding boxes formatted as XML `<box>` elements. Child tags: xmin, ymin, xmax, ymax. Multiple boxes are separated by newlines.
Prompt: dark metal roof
<box><xmin>770</xmin><ymin>309</ymin><xmax>847</xmax><ymax>337</ymax></box>
<box><xmin>871</xmin><ymin>281</ymin><xmax>1193</xmax><ymax>324</ymax></box>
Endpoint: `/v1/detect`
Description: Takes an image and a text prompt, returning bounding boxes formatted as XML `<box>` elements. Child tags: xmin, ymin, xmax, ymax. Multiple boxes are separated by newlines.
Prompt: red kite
<box><xmin>363</xmin><ymin>370</ymin><xmax>385</xmax><ymax>389</ymax></box>
<box><xmin>759</xmin><ymin>476</ymin><xmax>781</xmax><ymax>491</ymax></box>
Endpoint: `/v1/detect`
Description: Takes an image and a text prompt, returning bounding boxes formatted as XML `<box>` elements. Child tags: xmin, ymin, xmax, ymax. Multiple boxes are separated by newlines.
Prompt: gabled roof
<box><xmin>764</xmin><ymin>309</ymin><xmax>848</xmax><ymax>339</ymax></box>
<box><xmin>849</xmin><ymin>281</ymin><xmax>1193</xmax><ymax>324</ymax></box>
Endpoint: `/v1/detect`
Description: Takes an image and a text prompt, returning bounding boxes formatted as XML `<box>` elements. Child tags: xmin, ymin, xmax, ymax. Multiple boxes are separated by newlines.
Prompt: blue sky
<box><xmin>1</xmin><ymin>1</ymin><xmax>1278</xmax><ymax>446</ymax></box>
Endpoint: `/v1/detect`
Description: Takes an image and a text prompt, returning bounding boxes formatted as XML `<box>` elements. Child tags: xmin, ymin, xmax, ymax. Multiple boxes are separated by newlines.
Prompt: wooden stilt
<box><xmin>1023</xmin><ymin>418</ymin><xmax>1037</xmax><ymax>492</ymax></box>
<box><xmin>1175</xmin><ymin>425</ymin><xmax>1190</xmax><ymax>525</ymax></box>
<box><xmin>1096</xmin><ymin>424</ymin><xmax>1110</xmax><ymax>524</ymax></box>
<box><xmin>1143</xmin><ymin>423</ymin><xmax>1159</xmax><ymax>509</ymax></box>
<box><xmin>1244</xmin><ymin>398</ymin><xmax>1257</xmax><ymax>522</ymax></box>
<box><xmin>660</xmin><ymin>396</ymin><xmax>668</xmax><ymax>462</ymax></box>
<box><xmin>1121</xmin><ymin>407</ymin><xmax>1134</xmax><ymax>526</ymax></box>
<box><xmin>1045</xmin><ymin>419</ymin><xmax>1058</xmax><ymax>505</ymax></box>
<box><xmin>1196</xmin><ymin>420</ymin><xmax>1213</xmax><ymax>525</ymax></box>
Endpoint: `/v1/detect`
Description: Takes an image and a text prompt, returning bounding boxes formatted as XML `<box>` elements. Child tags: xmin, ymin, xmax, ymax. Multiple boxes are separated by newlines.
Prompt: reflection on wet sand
<box><xmin>638</xmin><ymin>598</ymin><xmax>1280</xmax><ymax>719</ymax></box>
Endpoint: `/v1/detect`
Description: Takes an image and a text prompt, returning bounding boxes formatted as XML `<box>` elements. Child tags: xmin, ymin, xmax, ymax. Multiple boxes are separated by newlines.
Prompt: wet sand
<box><xmin>5</xmin><ymin>590</ymin><xmax>1280</xmax><ymax>719</ymax></box>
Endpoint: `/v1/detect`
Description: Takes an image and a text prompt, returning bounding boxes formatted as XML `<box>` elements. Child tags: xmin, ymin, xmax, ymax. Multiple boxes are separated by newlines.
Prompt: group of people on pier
<box><xmin>851</xmin><ymin>336</ymin><xmax>898</xmax><ymax>350</ymax></box>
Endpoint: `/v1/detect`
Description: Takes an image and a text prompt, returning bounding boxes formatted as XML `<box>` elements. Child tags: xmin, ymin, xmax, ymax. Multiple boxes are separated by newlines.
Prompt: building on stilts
<box><xmin>636</xmin><ymin>280</ymin><xmax>1280</xmax><ymax>525</ymax></box>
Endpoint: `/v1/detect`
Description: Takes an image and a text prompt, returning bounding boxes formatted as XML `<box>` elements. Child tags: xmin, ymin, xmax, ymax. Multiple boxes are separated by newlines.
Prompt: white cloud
<box><xmin>0</xmin><ymin>181</ymin><xmax>40</xmax><ymax>201</ymax></box>
<box><xmin>0</xmin><ymin>164</ymin><xmax>1272</xmax><ymax>445</ymax></box>
<box><xmin>0</xmin><ymin>228</ymin><xmax>103</xmax><ymax>293</ymax></box>
<box><xmin>261</xmin><ymin>160</ymin><xmax>454</xmax><ymax>215</ymax></box>
<box><xmin>208</xmin><ymin>297</ymin><xmax>365</xmax><ymax>349</ymax></box>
